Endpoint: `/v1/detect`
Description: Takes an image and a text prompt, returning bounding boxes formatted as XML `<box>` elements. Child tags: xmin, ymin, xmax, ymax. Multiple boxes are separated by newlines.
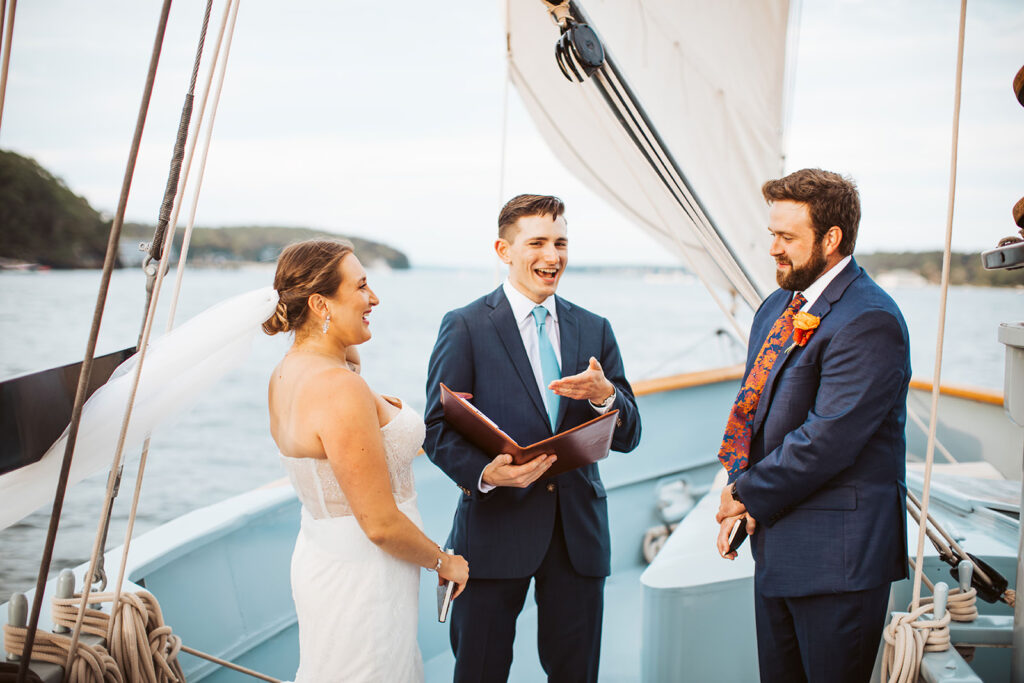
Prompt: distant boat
<box><xmin>876</xmin><ymin>268</ymin><xmax>931</xmax><ymax>289</ymax></box>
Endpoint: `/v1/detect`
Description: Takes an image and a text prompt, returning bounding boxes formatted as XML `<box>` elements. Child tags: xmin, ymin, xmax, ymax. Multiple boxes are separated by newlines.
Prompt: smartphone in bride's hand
<box><xmin>437</xmin><ymin>548</ymin><xmax>456</xmax><ymax>623</ymax></box>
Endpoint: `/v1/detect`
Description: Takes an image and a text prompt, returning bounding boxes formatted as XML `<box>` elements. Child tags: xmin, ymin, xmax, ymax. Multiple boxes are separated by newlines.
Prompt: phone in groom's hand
<box><xmin>727</xmin><ymin>516</ymin><xmax>749</xmax><ymax>554</ymax></box>
<box><xmin>437</xmin><ymin>548</ymin><xmax>456</xmax><ymax>623</ymax></box>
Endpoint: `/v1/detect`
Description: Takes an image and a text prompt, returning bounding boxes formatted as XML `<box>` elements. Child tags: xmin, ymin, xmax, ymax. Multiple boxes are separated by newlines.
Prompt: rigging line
<box><xmin>588</xmin><ymin>63</ymin><xmax>717</xmax><ymax>255</ymax></box>
<box><xmin>509</xmin><ymin>30</ymin><xmax>753</xmax><ymax>336</ymax></box>
<box><xmin>779</xmin><ymin>0</ymin><xmax>803</xmax><ymax>169</ymax></box>
<box><xmin>568</xmin><ymin>54</ymin><xmax>752</xmax><ymax>342</ymax></box>
<box><xmin>595</xmin><ymin>62</ymin><xmax>740</xmax><ymax>276</ymax></box>
<box><xmin>507</xmin><ymin>62</ymin><xmax>675</xmax><ymax>252</ymax></box>
<box><xmin>591</xmin><ymin>65</ymin><xmax>762</xmax><ymax>310</ymax></box>
<box><xmin>494</xmin><ymin>28</ymin><xmax>510</xmax><ymax>288</ymax></box>
<box><xmin>904</xmin><ymin>402</ymin><xmax>957</xmax><ymax>464</ymax></box>
<box><xmin>907</xmin><ymin>489</ymin><xmax>995</xmax><ymax>589</ymax></box>
<box><xmin>506</xmin><ymin>59</ymin><xmax>683</xmax><ymax>251</ymax></box>
<box><xmin>588</xmin><ymin>71</ymin><xmax>706</xmax><ymax>239</ymax></box>
<box><xmin>596</xmin><ymin>63</ymin><xmax>763</xmax><ymax>308</ymax></box>
<box><xmin>576</xmin><ymin>73</ymin><xmax>749</xmax><ymax>342</ymax></box>
<box><xmin>602</xmin><ymin>60</ymin><xmax>764</xmax><ymax>307</ymax></box>
<box><xmin>570</xmin><ymin>0</ymin><xmax>766</xmax><ymax>303</ymax></box>
<box><xmin>87</xmin><ymin>0</ymin><xmax>217</xmax><ymax>606</ymax></box>
<box><xmin>162</xmin><ymin>0</ymin><xmax>236</xmax><ymax>330</ymax></box>
<box><xmin>16</xmin><ymin>2</ymin><xmax>176</xmax><ymax>681</ymax></box>
<box><xmin>145</xmin><ymin>0</ymin><xmax>214</xmax><ymax>268</ymax></box>
<box><xmin>167</xmin><ymin>0</ymin><xmax>241</xmax><ymax>329</ymax></box>
<box><xmin>105</xmin><ymin>0</ymin><xmax>234</xmax><ymax>647</ymax></box>
<box><xmin>179</xmin><ymin>645</ymin><xmax>281</xmax><ymax>682</ymax></box>
<box><xmin>911</xmin><ymin>0</ymin><xmax>967</xmax><ymax>613</ymax></box>
<box><xmin>0</xmin><ymin>0</ymin><xmax>15</xmax><ymax>136</ymax></box>
<box><xmin>587</xmin><ymin>69</ymin><xmax>758</xmax><ymax>328</ymax></box>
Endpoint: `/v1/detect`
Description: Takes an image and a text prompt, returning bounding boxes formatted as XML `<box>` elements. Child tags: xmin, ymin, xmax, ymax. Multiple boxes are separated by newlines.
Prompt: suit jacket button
<box><xmin>616</xmin><ymin>418</ymin><xmax>623</xmax><ymax>428</ymax></box>
<box><xmin>546</xmin><ymin>482</ymin><xmax>556</xmax><ymax>493</ymax></box>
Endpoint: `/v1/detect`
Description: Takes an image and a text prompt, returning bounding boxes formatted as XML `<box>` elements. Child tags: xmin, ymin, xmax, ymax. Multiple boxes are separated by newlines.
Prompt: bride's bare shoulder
<box><xmin>305</xmin><ymin>364</ymin><xmax>374</xmax><ymax>407</ymax></box>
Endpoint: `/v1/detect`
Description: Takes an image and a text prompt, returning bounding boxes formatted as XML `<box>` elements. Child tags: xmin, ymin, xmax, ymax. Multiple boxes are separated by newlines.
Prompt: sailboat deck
<box><xmin>423</xmin><ymin>566</ymin><xmax>647</xmax><ymax>681</ymax></box>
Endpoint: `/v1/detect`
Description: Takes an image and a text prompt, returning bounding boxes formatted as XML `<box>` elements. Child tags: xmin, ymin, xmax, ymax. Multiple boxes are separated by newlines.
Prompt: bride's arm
<box><xmin>312</xmin><ymin>369</ymin><xmax>468</xmax><ymax>593</ymax></box>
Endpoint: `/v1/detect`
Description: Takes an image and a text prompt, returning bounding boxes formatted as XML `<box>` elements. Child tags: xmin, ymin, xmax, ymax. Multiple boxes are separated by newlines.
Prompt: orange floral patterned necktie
<box><xmin>718</xmin><ymin>292</ymin><xmax>807</xmax><ymax>476</ymax></box>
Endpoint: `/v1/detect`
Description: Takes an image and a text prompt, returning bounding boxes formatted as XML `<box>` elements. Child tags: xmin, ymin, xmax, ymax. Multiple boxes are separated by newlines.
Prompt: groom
<box><xmin>425</xmin><ymin>194</ymin><xmax>641</xmax><ymax>682</ymax></box>
<box><xmin>716</xmin><ymin>169</ymin><xmax>911</xmax><ymax>682</ymax></box>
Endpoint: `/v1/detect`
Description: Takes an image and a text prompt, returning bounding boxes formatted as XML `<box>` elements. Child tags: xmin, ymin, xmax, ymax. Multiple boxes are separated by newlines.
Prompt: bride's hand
<box><xmin>439</xmin><ymin>553</ymin><xmax>469</xmax><ymax>599</ymax></box>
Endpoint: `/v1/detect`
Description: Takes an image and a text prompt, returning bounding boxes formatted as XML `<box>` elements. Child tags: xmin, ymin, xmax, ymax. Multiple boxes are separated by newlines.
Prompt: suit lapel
<box><xmin>554</xmin><ymin>297</ymin><xmax>578</xmax><ymax>430</ymax></box>
<box><xmin>751</xmin><ymin>259</ymin><xmax>862</xmax><ymax>435</ymax></box>
<box><xmin>486</xmin><ymin>288</ymin><xmax>549</xmax><ymax>425</ymax></box>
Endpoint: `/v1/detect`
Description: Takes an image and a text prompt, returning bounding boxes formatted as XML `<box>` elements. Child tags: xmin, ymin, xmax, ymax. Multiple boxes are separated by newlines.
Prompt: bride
<box><xmin>264</xmin><ymin>240</ymin><xmax>468</xmax><ymax>682</ymax></box>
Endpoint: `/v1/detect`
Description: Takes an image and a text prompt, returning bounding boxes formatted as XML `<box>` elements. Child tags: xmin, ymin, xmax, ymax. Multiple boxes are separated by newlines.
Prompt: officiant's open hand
<box><xmin>482</xmin><ymin>453</ymin><xmax>556</xmax><ymax>488</ymax></box>
<box><xmin>548</xmin><ymin>357</ymin><xmax>615</xmax><ymax>405</ymax></box>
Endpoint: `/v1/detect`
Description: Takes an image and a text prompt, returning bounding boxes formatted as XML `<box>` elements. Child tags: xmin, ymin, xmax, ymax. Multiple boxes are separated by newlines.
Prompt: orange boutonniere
<box><xmin>786</xmin><ymin>312</ymin><xmax>820</xmax><ymax>353</ymax></box>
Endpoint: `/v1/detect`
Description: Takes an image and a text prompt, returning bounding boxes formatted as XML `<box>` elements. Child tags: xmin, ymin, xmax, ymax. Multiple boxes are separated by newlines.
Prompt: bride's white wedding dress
<box><xmin>280</xmin><ymin>400</ymin><xmax>425</xmax><ymax>682</ymax></box>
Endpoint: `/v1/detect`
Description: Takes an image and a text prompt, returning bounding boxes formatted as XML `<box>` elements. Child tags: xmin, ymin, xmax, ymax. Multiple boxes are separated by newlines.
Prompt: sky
<box><xmin>1</xmin><ymin>0</ymin><xmax>1021</xmax><ymax>267</ymax></box>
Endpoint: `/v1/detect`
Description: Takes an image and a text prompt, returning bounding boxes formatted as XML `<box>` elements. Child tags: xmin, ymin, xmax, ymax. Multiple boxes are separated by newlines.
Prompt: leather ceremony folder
<box><xmin>439</xmin><ymin>382</ymin><xmax>618</xmax><ymax>479</ymax></box>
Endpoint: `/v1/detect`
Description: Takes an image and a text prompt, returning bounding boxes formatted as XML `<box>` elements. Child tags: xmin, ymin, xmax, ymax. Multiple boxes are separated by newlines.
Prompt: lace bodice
<box><xmin>280</xmin><ymin>402</ymin><xmax>425</xmax><ymax>519</ymax></box>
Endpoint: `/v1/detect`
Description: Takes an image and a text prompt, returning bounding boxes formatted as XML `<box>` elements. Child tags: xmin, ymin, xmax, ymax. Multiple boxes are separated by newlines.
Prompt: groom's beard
<box><xmin>776</xmin><ymin>240</ymin><xmax>828</xmax><ymax>291</ymax></box>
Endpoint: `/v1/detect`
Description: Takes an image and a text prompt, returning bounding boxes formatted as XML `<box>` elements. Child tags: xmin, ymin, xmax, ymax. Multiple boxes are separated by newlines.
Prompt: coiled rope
<box><xmin>919</xmin><ymin>588</ymin><xmax>979</xmax><ymax>622</ymax></box>
<box><xmin>882</xmin><ymin>605</ymin><xmax>952</xmax><ymax>683</ymax></box>
<box><xmin>5</xmin><ymin>589</ymin><xmax>184</xmax><ymax>683</ymax></box>
<box><xmin>642</xmin><ymin>523</ymin><xmax>679</xmax><ymax>563</ymax></box>
<box><xmin>4</xmin><ymin>588</ymin><xmax>280</xmax><ymax>683</ymax></box>
<box><xmin>881</xmin><ymin>582</ymin><xmax>978</xmax><ymax>682</ymax></box>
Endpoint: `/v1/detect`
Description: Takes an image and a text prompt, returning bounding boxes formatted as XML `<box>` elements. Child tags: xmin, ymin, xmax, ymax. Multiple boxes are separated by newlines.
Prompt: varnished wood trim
<box><xmin>632</xmin><ymin>364</ymin><xmax>745</xmax><ymax>397</ymax></box>
<box><xmin>909</xmin><ymin>378</ymin><xmax>1004</xmax><ymax>406</ymax></box>
<box><xmin>630</xmin><ymin>366</ymin><xmax>1005</xmax><ymax>407</ymax></box>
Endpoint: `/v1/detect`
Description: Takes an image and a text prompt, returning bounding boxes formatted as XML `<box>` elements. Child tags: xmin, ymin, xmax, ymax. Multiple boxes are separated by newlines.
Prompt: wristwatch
<box><xmin>730</xmin><ymin>483</ymin><xmax>742</xmax><ymax>505</ymax></box>
<box><xmin>590</xmin><ymin>386</ymin><xmax>616</xmax><ymax>408</ymax></box>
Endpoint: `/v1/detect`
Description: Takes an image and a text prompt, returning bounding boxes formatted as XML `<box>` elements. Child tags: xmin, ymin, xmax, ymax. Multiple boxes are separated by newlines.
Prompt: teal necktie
<box><xmin>531</xmin><ymin>305</ymin><xmax>562</xmax><ymax>431</ymax></box>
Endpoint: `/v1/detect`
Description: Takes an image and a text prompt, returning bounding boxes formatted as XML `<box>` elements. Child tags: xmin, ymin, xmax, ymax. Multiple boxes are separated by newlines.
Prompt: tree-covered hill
<box><xmin>0</xmin><ymin>149</ymin><xmax>113</xmax><ymax>268</ymax></box>
<box><xmin>120</xmin><ymin>224</ymin><xmax>410</xmax><ymax>269</ymax></box>
<box><xmin>0</xmin><ymin>149</ymin><xmax>409</xmax><ymax>269</ymax></box>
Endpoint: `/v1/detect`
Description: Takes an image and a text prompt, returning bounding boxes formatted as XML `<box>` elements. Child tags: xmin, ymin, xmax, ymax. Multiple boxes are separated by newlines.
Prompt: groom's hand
<box><xmin>548</xmin><ymin>357</ymin><xmax>614</xmax><ymax>404</ymax></box>
<box><xmin>482</xmin><ymin>453</ymin><xmax>556</xmax><ymax>488</ymax></box>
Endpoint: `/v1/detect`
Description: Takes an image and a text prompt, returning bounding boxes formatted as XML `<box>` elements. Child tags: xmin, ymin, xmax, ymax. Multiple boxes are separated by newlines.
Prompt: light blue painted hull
<box><xmin>3</xmin><ymin>378</ymin><xmax>1020</xmax><ymax>681</ymax></box>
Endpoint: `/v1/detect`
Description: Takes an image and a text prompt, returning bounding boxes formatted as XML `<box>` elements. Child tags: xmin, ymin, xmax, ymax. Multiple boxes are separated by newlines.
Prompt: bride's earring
<box><xmin>322</xmin><ymin>314</ymin><xmax>331</xmax><ymax>334</ymax></box>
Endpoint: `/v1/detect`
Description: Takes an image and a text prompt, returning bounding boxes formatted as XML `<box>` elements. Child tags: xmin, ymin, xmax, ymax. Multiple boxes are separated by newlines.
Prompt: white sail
<box><xmin>505</xmin><ymin>0</ymin><xmax>791</xmax><ymax>308</ymax></box>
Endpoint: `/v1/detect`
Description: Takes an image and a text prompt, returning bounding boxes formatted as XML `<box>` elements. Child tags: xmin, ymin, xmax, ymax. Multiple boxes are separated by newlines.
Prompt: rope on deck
<box><xmin>3</xmin><ymin>589</ymin><xmax>282</xmax><ymax>683</ymax></box>
<box><xmin>882</xmin><ymin>604</ymin><xmax>952</xmax><ymax>683</ymax></box>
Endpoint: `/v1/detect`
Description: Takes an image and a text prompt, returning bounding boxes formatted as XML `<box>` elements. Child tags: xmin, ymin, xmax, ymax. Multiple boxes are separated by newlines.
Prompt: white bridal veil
<box><xmin>0</xmin><ymin>287</ymin><xmax>279</xmax><ymax>531</ymax></box>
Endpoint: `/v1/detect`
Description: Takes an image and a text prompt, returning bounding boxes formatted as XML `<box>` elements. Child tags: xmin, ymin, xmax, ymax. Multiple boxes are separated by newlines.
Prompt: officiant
<box><xmin>424</xmin><ymin>194</ymin><xmax>642</xmax><ymax>682</ymax></box>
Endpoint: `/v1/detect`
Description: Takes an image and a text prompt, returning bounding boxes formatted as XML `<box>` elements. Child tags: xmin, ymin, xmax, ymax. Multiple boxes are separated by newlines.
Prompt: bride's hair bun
<box><xmin>262</xmin><ymin>239</ymin><xmax>354</xmax><ymax>336</ymax></box>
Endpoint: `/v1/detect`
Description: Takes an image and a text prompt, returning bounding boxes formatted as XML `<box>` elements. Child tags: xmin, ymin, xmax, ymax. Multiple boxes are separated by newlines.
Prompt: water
<box><xmin>0</xmin><ymin>267</ymin><xmax>1019</xmax><ymax>598</ymax></box>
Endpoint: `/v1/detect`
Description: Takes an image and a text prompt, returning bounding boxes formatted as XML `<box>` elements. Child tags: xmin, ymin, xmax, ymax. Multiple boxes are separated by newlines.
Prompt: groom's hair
<box><xmin>762</xmin><ymin>169</ymin><xmax>860</xmax><ymax>256</ymax></box>
<box><xmin>498</xmin><ymin>194</ymin><xmax>565</xmax><ymax>241</ymax></box>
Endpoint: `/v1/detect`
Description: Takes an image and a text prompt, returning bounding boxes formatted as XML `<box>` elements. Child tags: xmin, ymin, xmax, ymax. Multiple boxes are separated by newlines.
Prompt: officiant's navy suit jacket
<box><xmin>425</xmin><ymin>286</ymin><xmax>641</xmax><ymax>579</ymax></box>
<box><xmin>732</xmin><ymin>258</ymin><xmax>911</xmax><ymax>597</ymax></box>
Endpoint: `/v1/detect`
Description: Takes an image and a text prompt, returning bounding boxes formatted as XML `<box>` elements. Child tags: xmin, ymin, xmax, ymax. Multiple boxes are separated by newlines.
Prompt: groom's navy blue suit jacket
<box><xmin>424</xmin><ymin>287</ymin><xmax>641</xmax><ymax>579</ymax></box>
<box><xmin>733</xmin><ymin>258</ymin><xmax>911</xmax><ymax>597</ymax></box>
